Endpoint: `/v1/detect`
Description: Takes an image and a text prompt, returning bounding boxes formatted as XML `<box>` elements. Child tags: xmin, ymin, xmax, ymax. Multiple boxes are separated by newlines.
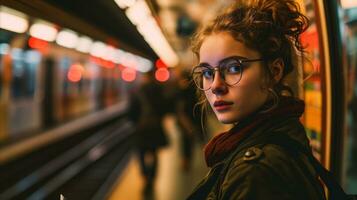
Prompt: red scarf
<box><xmin>204</xmin><ymin>96</ymin><xmax>305</xmax><ymax>167</ymax></box>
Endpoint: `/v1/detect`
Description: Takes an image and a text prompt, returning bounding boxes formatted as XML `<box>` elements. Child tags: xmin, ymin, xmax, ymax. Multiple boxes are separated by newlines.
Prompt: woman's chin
<box><xmin>217</xmin><ymin>115</ymin><xmax>238</xmax><ymax>124</ymax></box>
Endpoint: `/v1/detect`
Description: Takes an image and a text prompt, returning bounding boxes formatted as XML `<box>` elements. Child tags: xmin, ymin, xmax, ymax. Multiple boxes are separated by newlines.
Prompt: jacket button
<box><xmin>244</xmin><ymin>150</ymin><xmax>255</xmax><ymax>158</ymax></box>
<box><xmin>243</xmin><ymin>147</ymin><xmax>263</xmax><ymax>161</ymax></box>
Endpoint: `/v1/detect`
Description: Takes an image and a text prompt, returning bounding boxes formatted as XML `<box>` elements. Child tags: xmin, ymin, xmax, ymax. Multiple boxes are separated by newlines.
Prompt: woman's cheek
<box><xmin>204</xmin><ymin>91</ymin><xmax>214</xmax><ymax>107</ymax></box>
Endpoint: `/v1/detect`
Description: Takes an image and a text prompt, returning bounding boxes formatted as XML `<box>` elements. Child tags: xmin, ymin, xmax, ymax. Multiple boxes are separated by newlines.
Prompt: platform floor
<box><xmin>108</xmin><ymin>115</ymin><xmax>209</xmax><ymax>200</ymax></box>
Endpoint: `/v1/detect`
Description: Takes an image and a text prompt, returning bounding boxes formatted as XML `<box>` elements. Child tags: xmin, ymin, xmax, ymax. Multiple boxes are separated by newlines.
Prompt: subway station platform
<box><xmin>108</xmin><ymin>115</ymin><xmax>209</xmax><ymax>200</ymax></box>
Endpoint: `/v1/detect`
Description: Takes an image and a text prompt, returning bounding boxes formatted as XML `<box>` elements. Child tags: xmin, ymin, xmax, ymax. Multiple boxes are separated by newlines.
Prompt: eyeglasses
<box><xmin>192</xmin><ymin>56</ymin><xmax>264</xmax><ymax>91</ymax></box>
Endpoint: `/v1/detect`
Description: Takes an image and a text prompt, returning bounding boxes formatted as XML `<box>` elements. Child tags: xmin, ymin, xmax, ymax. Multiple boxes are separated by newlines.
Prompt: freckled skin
<box><xmin>199</xmin><ymin>32</ymin><xmax>269</xmax><ymax>124</ymax></box>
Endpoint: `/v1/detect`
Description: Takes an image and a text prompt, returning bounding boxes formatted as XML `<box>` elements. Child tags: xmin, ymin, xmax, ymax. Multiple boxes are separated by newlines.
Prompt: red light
<box><xmin>28</xmin><ymin>37</ymin><xmax>48</xmax><ymax>52</ymax></box>
<box><xmin>67</xmin><ymin>64</ymin><xmax>84</xmax><ymax>82</ymax></box>
<box><xmin>102</xmin><ymin>60</ymin><xmax>115</xmax><ymax>68</ymax></box>
<box><xmin>300</xmin><ymin>30</ymin><xmax>319</xmax><ymax>51</ymax></box>
<box><xmin>89</xmin><ymin>56</ymin><xmax>115</xmax><ymax>68</ymax></box>
<box><xmin>122</xmin><ymin>68</ymin><xmax>136</xmax><ymax>82</ymax></box>
<box><xmin>90</xmin><ymin>56</ymin><xmax>101</xmax><ymax>64</ymax></box>
<box><xmin>155</xmin><ymin>59</ymin><xmax>167</xmax><ymax>68</ymax></box>
<box><xmin>155</xmin><ymin>68</ymin><xmax>170</xmax><ymax>82</ymax></box>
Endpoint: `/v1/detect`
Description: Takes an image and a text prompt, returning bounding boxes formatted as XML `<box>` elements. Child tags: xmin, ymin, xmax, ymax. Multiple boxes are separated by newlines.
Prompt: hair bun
<box><xmin>234</xmin><ymin>0</ymin><xmax>309</xmax><ymax>50</ymax></box>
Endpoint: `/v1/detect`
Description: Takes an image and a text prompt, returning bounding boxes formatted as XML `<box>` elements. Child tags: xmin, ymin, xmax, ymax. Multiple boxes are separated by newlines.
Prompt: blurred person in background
<box><xmin>129</xmin><ymin>72</ymin><xmax>169</xmax><ymax>195</ymax></box>
<box><xmin>176</xmin><ymin>69</ymin><xmax>203</xmax><ymax>171</ymax></box>
<box><xmin>187</xmin><ymin>0</ymin><xmax>327</xmax><ymax>199</ymax></box>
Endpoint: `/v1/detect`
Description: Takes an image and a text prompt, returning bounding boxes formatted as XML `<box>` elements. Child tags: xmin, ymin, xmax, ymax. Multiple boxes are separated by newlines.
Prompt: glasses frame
<box><xmin>191</xmin><ymin>57</ymin><xmax>265</xmax><ymax>91</ymax></box>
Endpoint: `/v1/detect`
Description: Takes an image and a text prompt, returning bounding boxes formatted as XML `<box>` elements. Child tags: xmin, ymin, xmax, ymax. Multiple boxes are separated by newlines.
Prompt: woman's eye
<box><xmin>226</xmin><ymin>65</ymin><xmax>241</xmax><ymax>73</ymax></box>
<box><xmin>202</xmin><ymin>69</ymin><xmax>213</xmax><ymax>79</ymax></box>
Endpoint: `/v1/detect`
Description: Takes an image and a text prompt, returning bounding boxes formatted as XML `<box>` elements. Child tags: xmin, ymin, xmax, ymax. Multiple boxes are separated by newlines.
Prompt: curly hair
<box><xmin>191</xmin><ymin>0</ymin><xmax>309</xmax><ymax>115</ymax></box>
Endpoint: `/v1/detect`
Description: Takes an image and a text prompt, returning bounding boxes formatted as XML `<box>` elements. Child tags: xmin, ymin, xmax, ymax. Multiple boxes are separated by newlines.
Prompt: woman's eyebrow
<box><xmin>198</xmin><ymin>55</ymin><xmax>248</xmax><ymax>67</ymax></box>
<box><xmin>218</xmin><ymin>55</ymin><xmax>247</xmax><ymax>64</ymax></box>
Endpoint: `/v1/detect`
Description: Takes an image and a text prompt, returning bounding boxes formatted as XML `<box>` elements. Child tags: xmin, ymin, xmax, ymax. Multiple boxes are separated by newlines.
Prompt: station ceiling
<box><xmin>45</xmin><ymin>0</ymin><xmax>158</xmax><ymax>60</ymax></box>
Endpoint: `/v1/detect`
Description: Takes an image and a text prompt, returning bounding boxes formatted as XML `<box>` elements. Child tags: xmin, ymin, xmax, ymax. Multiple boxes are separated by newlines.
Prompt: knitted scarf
<box><xmin>204</xmin><ymin>96</ymin><xmax>305</xmax><ymax>167</ymax></box>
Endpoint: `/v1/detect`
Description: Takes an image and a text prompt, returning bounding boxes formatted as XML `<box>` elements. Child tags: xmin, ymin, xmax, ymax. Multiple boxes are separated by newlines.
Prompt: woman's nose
<box><xmin>211</xmin><ymin>71</ymin><xmax>228</xmax><ymax>95</ymax></box>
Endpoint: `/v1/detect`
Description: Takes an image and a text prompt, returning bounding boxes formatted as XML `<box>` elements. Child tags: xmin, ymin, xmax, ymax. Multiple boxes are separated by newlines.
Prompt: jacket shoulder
<box><xmin>219</xmin><ymin>144</ymin><xmax>301</xmax><ymax>199</ymax></box>
<box><xmin>233</xmin><ymin>143</ymin><xmax>294</xmax><ymax>167</ymax></box>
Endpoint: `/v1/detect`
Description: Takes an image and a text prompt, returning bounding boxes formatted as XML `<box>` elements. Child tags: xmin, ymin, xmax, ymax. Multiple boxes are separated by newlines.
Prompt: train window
<box><xmin>10</xmin><ymin>48</ymin><xmax>41</xmax><ymax>98</ymax></box>
<box><xmin>340</xmin><ymin>2</ymin><xmax>357</xmax><ymax>193</ymax></box>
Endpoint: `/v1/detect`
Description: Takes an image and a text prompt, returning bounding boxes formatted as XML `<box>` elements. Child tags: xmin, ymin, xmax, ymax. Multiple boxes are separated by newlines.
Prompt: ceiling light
<box><xmin>29</xmin><ymin>21</ymin><xmax>57</xmax><ymax>42</ymax></box>
<box><xmin>125</xmin><ymin>0</ymin><xmax>151</xmax><ymax>25</ymax></box>
<box><xmin>56</xmin><ymin>29</ymin><xmax>79</xmax><ymax>48</ymax></box>
<box><xmin>113</xmin><ymin>0</ymin><xmax>179</xmax><ymax>67</ymax></box>
<box><xmin>76</xmin><ymin>36</ymin><xmax>93</xmax><ymax>53</ymax></box>
<box><xmin>90</xmin><ymin>41</ymin><xmax>106</xmax><ymax>58</ymax></box>
<box><xmin>0</xmin><ymin>7</ymin><xmax>28</xmax><ymax>33</ymax></box>
<box><xmin>114</xmin><ymin>0</ymin><xmax>136</xmax><ymax>9</ymax></box>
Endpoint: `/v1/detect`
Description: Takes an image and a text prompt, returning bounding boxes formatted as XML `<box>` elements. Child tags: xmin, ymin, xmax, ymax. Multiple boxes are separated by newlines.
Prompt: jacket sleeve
<box><xmin>220</xmin><ymin>162</ymin><xmax>295</xmax><ymax>200</ymax></box>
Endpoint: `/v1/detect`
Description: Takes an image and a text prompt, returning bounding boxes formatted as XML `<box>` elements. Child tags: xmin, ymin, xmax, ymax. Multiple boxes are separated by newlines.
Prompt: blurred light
<box><xmin>155</xmin><ymin>68</ymin><xmax>170</xmax><ymax>82</ymax></box>
<box><xmin>0</xmin><ymin>43</ymin><xmax>10</xmax><ymax>55</ymax></box>
<box><xmin>28</xmin><ymin>37</ymin><xmax>49</xmax><ymax>51</ymax></box>
<box><xmin>122</xmin><ymin>52</ymin><xmax>137</xmax><ymax>68</ymax></box>
<box><xmin>137</xmin><ymin>58</ymin><xmax>153</xmax><ymax>72</ymax></box>
<box><xmin>125</xmin><ymin>0</ymin><xmax>151</xmax><ymax>25</ymax></box>
<box><xmin>29</xmin><ymin>22</ymin><xmax>57</xmax><ymax>42</ymax></box>
<box><xmin>112</xmin><ymin>49</ymin><xmax>153</xmax><ymax>72</ymax></box>
<box><xmin>102</xmin><ymin>60</ymin><xmax>116</xmax><ymax>68</ymax></box>
<box><xmin>114</xmin><ymin>0</ymin><xmax>136</xmax><ymax>9</ymax></box>
<box><xmin>341</xmin><ymin>0</ymin><xmax>357</xmax><ymax>8</ymax></box>
<box><xmin>76</xmin><ymin>36</ymin><xmax>93</xmax><ymax>53</ymax></box>
<box><xmin>113</xmin><ymin>0</ymin><xmax>179</xmax><ymax>67</ymax></box>
<box><xmin>67</xmin><ymin>63</ymin><xmax>84</xmax><ymax>82</ymax></box>
<box><xmin>137</xmin><ymin>18</ymin><xmax>179</xmax><ymax>67</ymax></box>
<box><xmin>155</xmin><ymin>59</ymin><xmax>167</xmax><ymax>68</ymax></box>
<box><xmin>122</xmin><ymin>68</ymin><xmax>136</xmax><ymax>82</ymax></box>
<box><xmin>56</xmin><ymin>29</ymin><xmax>79</xmax><ymax>49</ymax></box>
<box><xmin>103</xmin><ymin>45</ymin><xmax>117</xmax><ymax>62</ymax></box>
<box><xmin>113</xmin><ymin>49</ymin><xmax>125</xmax><ymax>64</ymax></box>
<box><xmin>0</xmin><ymin>7</ymin><xmax>28</xmax><ymax>33</ymax></box>
<box><xmin>90</xmin><ymin>41</ymin><xmax>106</xmax><ymax>58</ymax></box>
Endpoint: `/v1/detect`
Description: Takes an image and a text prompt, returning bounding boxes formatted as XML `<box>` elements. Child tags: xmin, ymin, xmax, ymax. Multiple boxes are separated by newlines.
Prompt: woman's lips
<box><xmin>213</xmin><ymin>101</ymin><xmax>233</xmax><ymax>112</ymax></box>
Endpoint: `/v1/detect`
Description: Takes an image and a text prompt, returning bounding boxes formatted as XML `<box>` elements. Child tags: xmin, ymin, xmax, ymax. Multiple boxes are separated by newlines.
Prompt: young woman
<box><xmin>187</xmin><ymin>0</ymin><xmax>327</xmax><ymax>199</ymax></box>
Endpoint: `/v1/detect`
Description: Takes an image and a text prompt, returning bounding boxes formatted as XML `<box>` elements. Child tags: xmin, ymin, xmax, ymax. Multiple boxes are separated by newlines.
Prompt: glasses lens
<box><xmin>192</xmin><ymin>59</ymin><xmax>244</xmax><ymax>90</ymax></box>
<box><xmin>221</xmin><ymin>59</ymin><xmax>243</xmax><ymax>86</ymax></box>
<box><xmin>192</xmin><ymin>66</ymin><xmax>212</xmax><ymax>90</ymax></box>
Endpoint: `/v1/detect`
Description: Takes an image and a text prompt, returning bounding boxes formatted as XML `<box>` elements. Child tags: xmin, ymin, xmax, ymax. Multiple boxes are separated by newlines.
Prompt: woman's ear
<box><xmin>270</xmin><ymin>58</ymin><xmax>284</xmax><ymax>83</ymax></box>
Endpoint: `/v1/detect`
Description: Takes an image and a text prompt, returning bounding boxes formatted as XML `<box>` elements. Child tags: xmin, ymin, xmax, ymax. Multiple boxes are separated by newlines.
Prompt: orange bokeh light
<box><xmin>67</xmin><ymin>64</ymin><xmax>84</xmax><ymax>82</ymax></box>
<box><xmin>155</xmin><ymin>68</ymin><xmax>170</xmax><ymax>82</ymax></box>
<box><xmin>122</xmin><ymin>68</ymin><xmax>136</xmax><ymax>82</ymax></box>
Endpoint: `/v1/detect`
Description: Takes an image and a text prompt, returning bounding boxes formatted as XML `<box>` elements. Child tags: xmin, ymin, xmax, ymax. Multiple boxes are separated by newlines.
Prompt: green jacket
<box><xmin>187</xmin><ymin>117</ymin><xmax>326</xmax><ymax>200</ymax></box>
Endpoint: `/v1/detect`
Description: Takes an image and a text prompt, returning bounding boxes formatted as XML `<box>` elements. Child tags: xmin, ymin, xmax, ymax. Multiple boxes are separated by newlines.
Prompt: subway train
<box><xmin>0</xmin><ymin>3</ymin><xmax>155</xmax><ymax>140</ymax></box>
<box><xmin>0</xmin><ymin>0</ymin><xmax>356</xmax><ymax>199</ymax></box>
<box><xmin>0</xmin><ymin>1</ymin><xmax>158</xmax><ymax>199</ymax></box>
